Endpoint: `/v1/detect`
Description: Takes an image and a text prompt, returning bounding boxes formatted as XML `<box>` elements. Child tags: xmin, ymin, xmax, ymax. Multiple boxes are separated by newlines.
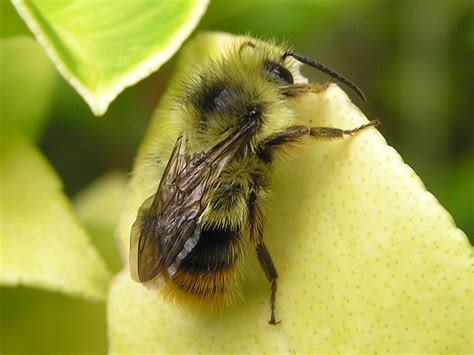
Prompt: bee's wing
<box><xmin>130</xmin><ymin>123</ymin><xmax>254</xmax><ymax>283</ymax></box>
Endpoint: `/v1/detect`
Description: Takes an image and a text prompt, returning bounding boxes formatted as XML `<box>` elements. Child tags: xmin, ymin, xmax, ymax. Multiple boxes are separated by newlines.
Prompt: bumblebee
<box><xmin>130</xmin><ymin>37</ymin><xmax>379</xmax><ymax>325</ymax></box>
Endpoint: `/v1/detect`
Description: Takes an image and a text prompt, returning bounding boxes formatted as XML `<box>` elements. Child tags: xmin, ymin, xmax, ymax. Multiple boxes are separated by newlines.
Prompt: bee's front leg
<box><xmin>309</xmin><ymin>119</ymin><xmax>380</xmax><ymax>139</ymax></box>
<box><xmin>257</xmin><ymin>120</ymin><xmax>379</xmax><ymax>162</ymax></box>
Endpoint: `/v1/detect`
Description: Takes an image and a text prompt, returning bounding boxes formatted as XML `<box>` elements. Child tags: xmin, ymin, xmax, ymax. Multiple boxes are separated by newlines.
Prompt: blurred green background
<box><xmin>2</xmin><ymin>0</ymin><xmax>472</xmax><ymax>245</ymax></box>
<box><xmin>6</xmin><ymin>0</ymin><xmax>471</xmax><ymax>237</ymax></box>
<box><xmin>1</xmin><ymin>0</ymin><xmax>472</xmax><ymax>352</ymax></box>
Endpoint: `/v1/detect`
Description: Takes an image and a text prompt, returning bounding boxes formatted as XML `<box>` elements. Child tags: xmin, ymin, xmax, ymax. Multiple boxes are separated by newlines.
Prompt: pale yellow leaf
<box><xmin>109</xmin><ymin>33</ymin><xmax>473</xmax><ymax>353</ymax></box>
<box><xmin>0</xmin><ymin>36</ymin><xmax>57</xmax><ymax>140</ymax></box>
<box><xmin>74</xmin><ymin>171</ymin><xmax>128</xmax><ymax>272</ymax></box>
<box><xmin>0</xmin><ymin>131</ymin><xmax>111</xmax><ymax>300</ymax></box>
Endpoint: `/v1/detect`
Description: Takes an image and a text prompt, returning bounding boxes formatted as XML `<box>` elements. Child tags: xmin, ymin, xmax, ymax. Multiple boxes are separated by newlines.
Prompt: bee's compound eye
<box><xmin>264</xmin><ymin>61</ymin><xmax>294</xmax><ymax>84</ymax></box>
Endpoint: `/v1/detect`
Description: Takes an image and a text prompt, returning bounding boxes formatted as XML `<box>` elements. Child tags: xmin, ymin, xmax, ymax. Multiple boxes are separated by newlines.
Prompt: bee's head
<box><xmin>177</xmin><ymin>38</ymin><xmax>305</xmax><ymax>151</ymax></box>
<box><xmin>178</xmin><ymin>37</ymin><xmax>364</xmax><ymax>152</ymax></box>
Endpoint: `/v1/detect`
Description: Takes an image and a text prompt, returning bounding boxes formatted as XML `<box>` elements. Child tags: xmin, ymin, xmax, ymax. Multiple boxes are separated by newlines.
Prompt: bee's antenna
<box><xmin>283</xmin><ymin>51</ymin><xmax>367</xmax><ymax>102</ymax></box>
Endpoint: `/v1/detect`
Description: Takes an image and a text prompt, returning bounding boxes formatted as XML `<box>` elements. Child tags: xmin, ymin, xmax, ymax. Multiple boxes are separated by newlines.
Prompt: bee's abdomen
<box><xmin>181</xmin><ymin>227</ymin><xmax>239</xmax><ymax>272</ymax></box>
<box><xmin>167</xmin><ymin>226</ymin><xmax>241</xmax><ymax>305</ymax></box>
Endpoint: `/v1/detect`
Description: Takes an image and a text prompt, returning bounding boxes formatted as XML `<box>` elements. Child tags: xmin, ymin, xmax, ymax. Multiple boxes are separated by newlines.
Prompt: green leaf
<box><xmin>0</xmin><ymin>1</ymin><xmax>30</xmax><ymax>38</ymax></box>
<box><xmin>0</xmin><ymin>287</ymin><xmax>107</xmax><ymax>354</ymax></box>
<box><xmin>109</xmin><ymin>33</ymin><xmax>473</xmax><ymax>353</ymax></box>
<box><xmin>12</xmin><ymin>0</ymin><xmax>209</xmax><ymax>115</ymax></box>
<box><xmin>0</xmin><ymin>131</ymin><xmax>111</xmax><ymax>300</ymax></box>
<box><xmin>0</xmin><ymin>36</ymin><xmax>57</xmax><ymax>140</ymax></box>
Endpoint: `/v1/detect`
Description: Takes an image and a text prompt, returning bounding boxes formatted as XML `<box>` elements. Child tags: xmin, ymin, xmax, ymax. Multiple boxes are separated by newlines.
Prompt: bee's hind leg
<box><xmin>256</xmin><ymin>242</ymin><xmax>280</xmax><ymax>325</ymax></box>
<box><xmin>248</xmin><ymin>190</ymin><xmax>280</xmax><ymax>325</ymax></box>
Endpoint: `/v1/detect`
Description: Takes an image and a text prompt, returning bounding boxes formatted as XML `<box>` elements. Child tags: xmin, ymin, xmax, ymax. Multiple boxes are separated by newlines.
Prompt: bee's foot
<box><xmin>269</xmin><ymin>315</ymin><xmax>281</xmax><ymax>325</ymax></box>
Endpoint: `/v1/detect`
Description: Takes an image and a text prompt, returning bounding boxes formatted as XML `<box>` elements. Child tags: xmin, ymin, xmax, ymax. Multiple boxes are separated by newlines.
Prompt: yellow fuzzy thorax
<box><xmin>150</xmin><ymin>37</ymin><xmax>305</xmax><ymax>155</ymax></box>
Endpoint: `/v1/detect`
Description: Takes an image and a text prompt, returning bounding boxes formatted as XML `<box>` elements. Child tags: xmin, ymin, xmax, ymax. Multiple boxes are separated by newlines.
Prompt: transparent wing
<box><xmin>130</xmin><ymin>122</ymin><xmax>254</xmax><ymax>283</ymax></box>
